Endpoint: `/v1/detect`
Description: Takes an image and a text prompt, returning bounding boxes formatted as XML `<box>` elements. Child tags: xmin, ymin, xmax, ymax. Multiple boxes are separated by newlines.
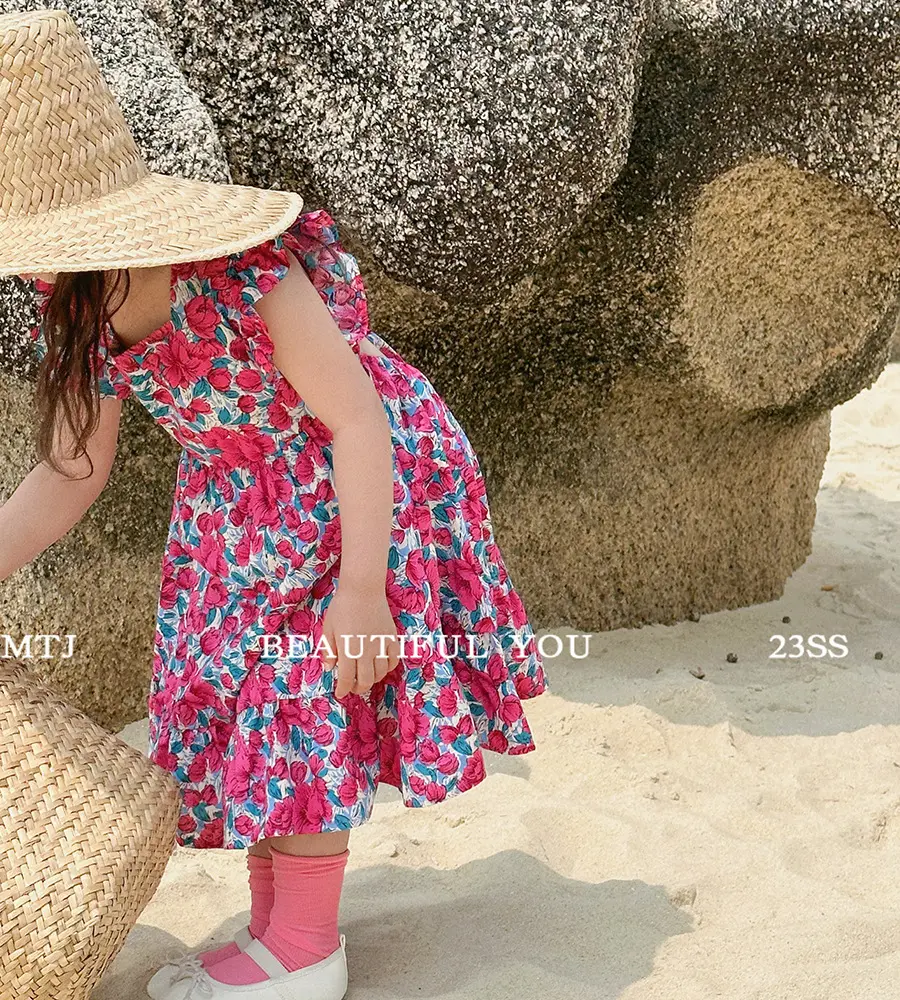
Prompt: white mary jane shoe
<box><xmin>156</xmin><ymin>934</ymin><xmax>349</xmax><ymax>1000</ymax></box>
<box><xmin>147</xmin><ymin>926</ymin><xmax>254</xmax><ymax>1000</ymax></box>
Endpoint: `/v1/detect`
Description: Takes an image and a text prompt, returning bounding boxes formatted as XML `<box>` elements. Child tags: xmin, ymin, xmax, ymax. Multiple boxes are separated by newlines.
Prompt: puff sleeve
<box><xmin>225</xmin><ymin>234</ymin><xmax>292</xmax><ymax>308</ymax></box>
<box><xmin>225</xmin><ymin>208</ymin><xmax>372</xmax><ymax>347</ymax></box>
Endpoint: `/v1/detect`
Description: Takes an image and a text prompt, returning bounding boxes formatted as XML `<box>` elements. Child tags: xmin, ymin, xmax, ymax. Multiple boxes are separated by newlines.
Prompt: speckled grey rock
<box><xmin>2</xmin><ymin>0</ymin><xmax>899</xmax><ymax>724</ymax></box>
<box><xmin>151</xmin><ymin>0</ymin><xmax>653</xmax><ymax>298</ymax></box>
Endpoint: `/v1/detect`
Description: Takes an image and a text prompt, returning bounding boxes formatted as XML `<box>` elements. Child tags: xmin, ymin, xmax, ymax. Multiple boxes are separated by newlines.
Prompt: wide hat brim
<box><xmin>0</xmin><ymin>171</ymin><xmax>304</xmax><ymax>277</ymax></box>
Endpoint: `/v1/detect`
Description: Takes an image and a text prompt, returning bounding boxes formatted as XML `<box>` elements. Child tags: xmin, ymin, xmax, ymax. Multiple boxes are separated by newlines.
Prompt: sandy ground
<box><xmin>100</xmin><ymin>363</ymin><xmax>900</xmax><ymax>1000</ymax></box>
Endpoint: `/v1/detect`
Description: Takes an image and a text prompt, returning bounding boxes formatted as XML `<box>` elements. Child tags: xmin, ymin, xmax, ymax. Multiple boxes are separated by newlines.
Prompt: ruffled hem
<box><xmin>153</xmin><ymin>613</ymin><xmax>548</xmax><ymax>848</ymax></box>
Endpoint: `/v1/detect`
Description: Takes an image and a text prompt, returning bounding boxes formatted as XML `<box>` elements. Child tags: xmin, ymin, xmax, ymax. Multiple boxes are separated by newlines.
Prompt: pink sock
<box><xmin>207</xmin><ymin>846</ymin><xmax>349</xmax><ymax>985</ymax></box>
<box><xmin>197</xmin><ymin>853</ymin><xmax>274</xmax><ymax>968</ymax></box>
<box><xmin>247</xmin><ymin>852</ymin><xmax>277</xmax><ymax>939</ymax></box>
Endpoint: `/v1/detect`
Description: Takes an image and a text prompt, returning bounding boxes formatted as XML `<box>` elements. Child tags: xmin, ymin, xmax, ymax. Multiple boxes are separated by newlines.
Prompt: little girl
<box><xmin>0</xmin><ymin>9</ymin><xmax>547</xmax><ymax>1000</ymax></box>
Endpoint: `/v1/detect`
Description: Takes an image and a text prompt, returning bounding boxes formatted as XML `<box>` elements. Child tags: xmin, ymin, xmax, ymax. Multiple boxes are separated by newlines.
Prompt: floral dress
<box><xmin>29</xmin><ymin>208</ymin><xmax>548</xmax><ymax>849</ymax></box>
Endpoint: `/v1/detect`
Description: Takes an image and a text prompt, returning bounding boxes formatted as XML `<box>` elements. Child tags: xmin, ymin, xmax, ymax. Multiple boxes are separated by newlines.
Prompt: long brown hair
<box><xmin>34</xmin><ymin>269</ymin><xmax>129</xmax><ymax>481</ymax></box>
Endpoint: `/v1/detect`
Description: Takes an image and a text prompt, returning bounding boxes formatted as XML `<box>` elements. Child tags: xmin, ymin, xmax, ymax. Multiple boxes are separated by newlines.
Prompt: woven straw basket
<box><xmin>0</xmin><ymin>660</ymin><xmax>180</xmax><ymax>999</ymax></box>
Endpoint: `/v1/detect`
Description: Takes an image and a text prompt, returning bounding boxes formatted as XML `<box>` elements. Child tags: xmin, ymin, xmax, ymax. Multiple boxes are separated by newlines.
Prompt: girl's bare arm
<box><xmin>0</xmin><ymin>395</ymin><xmax>122</xmax><ymax>581</ymax></box>
<box><xmin>255</xmin><ymin>248</ymin><xmax>394</xmax><ymax>595</ymax></box>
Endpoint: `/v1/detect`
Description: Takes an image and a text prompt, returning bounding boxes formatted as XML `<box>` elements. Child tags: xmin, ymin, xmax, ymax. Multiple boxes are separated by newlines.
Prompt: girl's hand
<box><xmin>321</xmin><ymin>583</ymin><xmax>402</xmax><ymax>698</ymax></box>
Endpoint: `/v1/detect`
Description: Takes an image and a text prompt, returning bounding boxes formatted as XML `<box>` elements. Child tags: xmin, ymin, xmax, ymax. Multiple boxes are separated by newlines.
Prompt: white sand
<box><xmin>101</xmin><ymin>364</ymin><xmax>900</xmax><ymax>1000</ymax></box>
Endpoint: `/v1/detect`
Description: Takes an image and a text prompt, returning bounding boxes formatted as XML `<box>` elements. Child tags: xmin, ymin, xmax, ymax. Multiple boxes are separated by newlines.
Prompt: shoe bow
<box><xmin>160</xmin><ymin>954</ymin><xmax>215</xmax><ymax>999</ymax></box>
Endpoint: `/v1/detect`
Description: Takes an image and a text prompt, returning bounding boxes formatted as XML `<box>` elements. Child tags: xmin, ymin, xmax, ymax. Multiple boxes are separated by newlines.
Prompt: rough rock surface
<box><xmin>1</xmin><ymin>0</ymin><xmax>898</xmax><ymax>725</ymax></box>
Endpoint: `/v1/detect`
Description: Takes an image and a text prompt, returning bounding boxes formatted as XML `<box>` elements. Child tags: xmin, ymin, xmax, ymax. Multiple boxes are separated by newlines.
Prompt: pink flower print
<box><xmin>459</xmin><ymin>494</ymin><xmax>488</xmax><ymax>529</ymax></box>
<box><xmin>194</xmin><ymin>817</ymin><xmax>224</xmax><ymax>849</ymax></box>
<box><xmin>405</xmin><ymin>550</ymin><xmax>426</xmax><ymax>586</ymax></box>
<box><xmin>199</xmin><ymin>629</ymin><xmax>225</xmax><ymax>658</ymax></box>
<box><xmin>194</xmin><ymin>254</ymin><xmax>232</xmax><ymax>287</ymax></box>
<box><xmin>185</xmin><ymin>603</ymin><xmax>209</xmax><ymax>637</ymax></box>
<box><xmin>155</xmin><ymin>328</ymin><xmax>214</xmax><ymax>388</ymax></box>
<box><xmin>266</xmin><ymin>400</ymin><xmax>294</xmax><ymax>431</ymax></box>
<box><xmin>299</xmin><ymin>413</ymin><xmax>334</xmax><ymax>448</ymax></box>
<box><xmin>292</xmin><ymin>451</ymin><xmax>317</xmax><ymax>486</ymax></box>
<box><xmin>461</xmin><ymin>463</ymin><xmax>487</xmax><ymax>501</ymax></box>
<box><xmin>465</xmin><ymin>667</ymin><xmax>501</xmax><ymax>717</ymax></box>
<box><xmin>386</xmin><ymin>576</ymin><xmax>426</xmax><ymax>615</ymax></box>
<box><xmin>173</xmin><ymin>676</ymin><xmax>221</xmax><ymax>729</ymax></box>
<box><xmin>444</xmin><ymin>542</ymin><xmax>486</xmax><ymax>612</ymax></box>
<box><xmin>425</xmin><ymin>782</ymin><xmax>447</xmax><ymax>803</ymax></box>
<box><xmin>194</xmin><ymin>533</ymin><xmax>229</xmax><ymax>578</ymax></box>
<box><xmin>237</xmin><ymin>367</ymin><xmax>264</xmax><ymax>394</ymax></box>
<box><xmin>273</xmin><ymin>700</ymin><xmax>316</xmax><ymax>746</ymax></box>
<box><xmin>245</xmin><ymin>244</ymin><xmax>288</xmax><ymax>295</ymax></box>
<box><xmin>268</xmin><ymin>780</ymin><xmax>330</xmax><ymax>835</ymax></box>
<box><xmin>439</xmin><ymin>715</ymin><xmax>475</xmax><ymax>744</ymax></box>
<box><xmin>200</xmin><ymin>425</ymin><xmax>276</xmax><ymax>471</ymax></box>
<box><xmin>283</xmin><ymin>604</ymin><xmax>318</xmax><ymax>639</ymax></box>
<box><xmin>312</xmin><ymin>722</ymin><xmax>334</xmax><ymax>747</ymax></box>
<box><xmin>251</xmin><ymin>780</ymin><xmax>268</xmax><ymax>808</ymax></box>
<box><xmin>418</xmin><ymin>737</ymin><xmax>440</xmax><ymax>764</ymax></box>
<box><xmin>317</xmin><ymin>516</ymin><xmax>341</xmax><ymax>560</ymax></box>
<box><xmin>188</xmin><ymin>755</ymin><xmax>208</xmax><ymax>783</ymax></box>
<box><xmin>485</xmin><ymin>651</ymin><xmax>510</xmax><ymax>686</ymax></box>
<box><xmin>206</xmin><ymin>365</ymin><xmax>232</xmax><ymax>391</ymax></box>
<box><xmin>437</xmin><ymin>685</ymin><xmax>458</xmax><ymax>717</ymax></box>
<box><xmin>369</xmin><ymin>365</ymin><xmax>401</xmax><ymax>399</ymax></box>
<box><xmin>240</xmin><ymin>463</ymin><xmax>293</xmax><ymax>528</ymax></box>
<box><xmin>457</xmin><ymin>751</ymin><xmax>486</xmax><ymax>791</ymax></box>
<box><xmin>434</xmin><ymin>526</ymin><xmax>453</xmax><ymax>548</ymax></box>
<box><xmin>239</xmin><ymin>662</ymin><xmax>276</xmax><ymax>712</ymax></box>
<box><xmin>151</xmin><ymin>731</ymin><xmax>179</xmax><ymax>772</ymax></box>
<box><xmin>177</xmin><ymin>813</ymin><xmax>197</xmax><ymax>835</ymax></box>
<box><xmin>113</xmin><ymin>350</ymin><xmax>141</xmax><ymax>377</ymax></box>
<box><xmin>513</xmin><ymin>673</ymin><xmax>540</xmax><ymax>699</ymax></box>
<box><xmin>338</xmin><ymin>773</ymin><xmax>359</xmax><ymax>807</ymax></box>
<box><xmin>178</xmin><ymin>397</ymin><xmax>212</xmax><ymax>424</ymax></box>
<box><xmin>408</xmin><ymin>406</ymin><xmax>436</xmax><ymax>434</ymax></box>
<box><xmin>235</xmin><ymin>814</ymin><xmax>260</xmax><ymax>840</ymax></box>
<box><xmin>283</xmin><ymin>507</ymin><xmax>319</xmax><ymax>543</ymax></box>
<box><xmin>426</xmin><ymin>466</ymin><xmax>456</xmax><ymax>503</ymax></box>
<box><xmin>235</xmin><ymin>527</ymin><xmax>264</xmax><ymax>567</ymax></box>
<box><xmin>275</xmin><ymin>377</ymin><xmax>301</xmax><ymax>410</ymax></box>
<box><xmin>487</xmin><ymin>730</ymin><xmax>510</xmax><ymax>753</ymax></box>
<box><xmin>184</xmin><ymin>294</ymin><xmax>222</xmax><ymax>340</ymax></box>
<box><xmin>398</xmin><ymin>698</ymin><xmax>430</xmax><ymax>759</ymax></box>
<box><xmin>499</xmin><ymin>694</ymin><xmax>524</xmax><ymax>725</ymax></box>
<box><xmin>159</xmin><ymin>575</ymin><xmax>179</xmax><ymax>611</ymax></box>
<box><xmin>436</xmin><ymin>752</ymin><xmax>459</xmax><ymax>775</ymax></box>
<box><xmin>149</xmin><ymin>383</ymin><xmax>176</xmax><ymax>407</ymax></box>
<box><xmin>336</xmin><ymin>703</ymin><xmax>379</xmax><ymax>765</ymax></box>
<box><xmin>226</xmin><ymin>739</ymin><xmax>265</xmax><ymax>800</ymax></box>
<box><xmin>202</xmin><ymin>577</ymin><xmax>232</xmax><ymax>612</ymax></box>
<box><xmin>206</xmin><ymin>264</ymin><xmax>246</xmax><ymax>310</ymax></box>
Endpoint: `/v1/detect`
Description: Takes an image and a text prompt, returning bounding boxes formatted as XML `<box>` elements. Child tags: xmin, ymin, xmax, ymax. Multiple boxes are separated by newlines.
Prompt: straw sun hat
<box><xmin>0</xmin><ymin>7</ymin><xmax>304</xmax><ymax>277</ymax></box>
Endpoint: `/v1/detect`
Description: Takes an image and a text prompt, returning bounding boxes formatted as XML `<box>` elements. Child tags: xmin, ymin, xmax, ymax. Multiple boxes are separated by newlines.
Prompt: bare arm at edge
<box><xmin>0</xmin><ymin>394</ymin><xmax>122</xmax><ymax>582</ymax></box>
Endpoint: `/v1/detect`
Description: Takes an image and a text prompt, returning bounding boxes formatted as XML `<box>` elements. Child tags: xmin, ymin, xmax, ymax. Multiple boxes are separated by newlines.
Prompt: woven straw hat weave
<box><xmin>0</xmin><ymin>7</ymin><xmax>304</xmax><ymax>277</ymax></box>
<box><xmin>0</xmin><ymin>660</ymin><xmax>180</xmax><ymax>1000</ymax></box>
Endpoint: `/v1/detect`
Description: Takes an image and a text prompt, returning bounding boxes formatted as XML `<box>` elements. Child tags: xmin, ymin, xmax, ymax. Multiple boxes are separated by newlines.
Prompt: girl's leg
<box><xmin>207</xmin><ymin>830</ymin><xmax>350</xmax><ymax>985</ymax></box>
<box><xmin>195</xmin><ymin>839</ymin><xmax>277</xmax><ymax>968</ymax></box>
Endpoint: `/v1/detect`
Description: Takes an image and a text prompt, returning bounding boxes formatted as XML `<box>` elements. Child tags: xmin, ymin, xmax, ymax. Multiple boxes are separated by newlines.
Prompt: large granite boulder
<box><xmin>1</xmin><ymin>0</ymin><xmax>898</xmax><ymax>726</ymax></box>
